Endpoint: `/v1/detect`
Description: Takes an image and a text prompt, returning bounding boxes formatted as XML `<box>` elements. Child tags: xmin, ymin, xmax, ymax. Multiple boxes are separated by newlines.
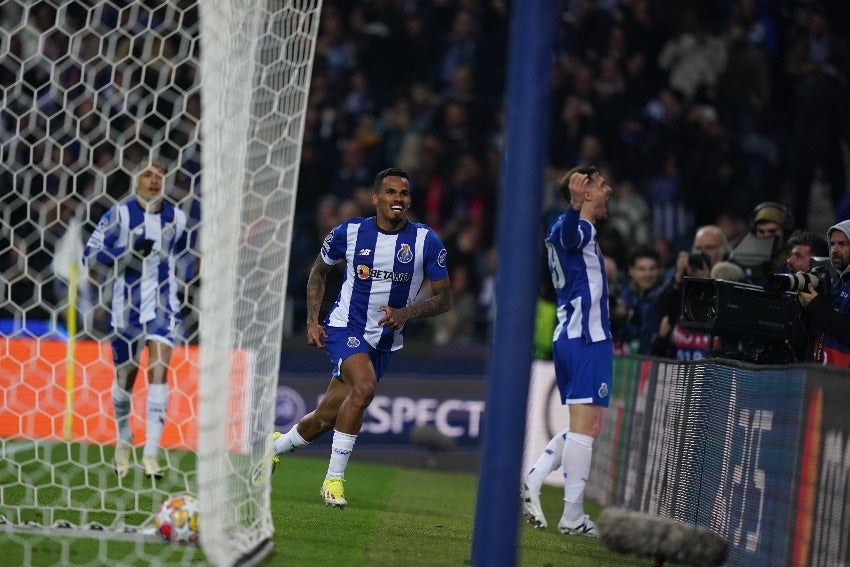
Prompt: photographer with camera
<box><xmin>759</xmin><ymin>229</ymin><xmax>830</xmax><ymax>362</ymax></box>
<box><xmin>651</xmin><ymin>225</ymin><xmax>730</xmax><ymax>359</ymax></box>
<box><xmin>797</xmin><ymin>220</ymin><xmax>850</xmax><ymax>367</ymax></box>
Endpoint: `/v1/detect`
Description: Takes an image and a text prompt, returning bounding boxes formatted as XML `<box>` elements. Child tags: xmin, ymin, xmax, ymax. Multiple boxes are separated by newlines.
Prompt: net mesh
<box><xmin>0</xmin><ymin>1</ymin><xmax>321</xmax><ymax>564</ymax></box>
<box><xmin>197</xmin><ymin>1</ymin><xmax>321</xmax><ymax>565</ymax></box>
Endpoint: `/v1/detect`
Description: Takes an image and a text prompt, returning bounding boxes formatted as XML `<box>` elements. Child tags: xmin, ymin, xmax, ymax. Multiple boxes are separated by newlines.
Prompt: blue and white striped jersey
<box><xmin>321</xmin><ymin>216</ymin><xmax>449</xmax><ymax>351</ymax></box>
<box><xmin>545</xmin><ymin>207</ymin><xmax>611</xmax><ymax>343</ymax></box>
<box><xmin>83</xmin><ymin>197</ymin><xmax>188</xmax><ymax>330</ymax></box>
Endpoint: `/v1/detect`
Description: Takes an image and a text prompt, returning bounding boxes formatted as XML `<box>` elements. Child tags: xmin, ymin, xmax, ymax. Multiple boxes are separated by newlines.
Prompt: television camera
<box><xmin>679</xmin><ymin>277</ymin><xmax>800</xmax><ymax>364</ymax></box>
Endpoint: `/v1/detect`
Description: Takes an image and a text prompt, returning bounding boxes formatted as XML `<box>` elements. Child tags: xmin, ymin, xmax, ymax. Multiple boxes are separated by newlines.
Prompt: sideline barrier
<box><xmin>527</xmin><ymin>356</ymin><xmax>850</xmax><ymax>567</ymax></box>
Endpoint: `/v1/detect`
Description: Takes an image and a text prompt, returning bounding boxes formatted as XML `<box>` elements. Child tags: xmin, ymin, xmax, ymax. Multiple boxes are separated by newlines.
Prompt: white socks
<box><xmin>144</xmin><ymin>383</ymin><xmax>169</xmax><ymax>459</ymax></box>
<box><xmin>273</xmin><ymin>424</ymin><xmax>311</xmax><ymax>455</ymax></box>
<box><xmin>562</xmin><ymin>432</ymin><xmax>594</xmax><ymax>521</ymax></box>
<box><xmin>525</xmin><ymin>428</ymin><xmax>569</xmax><ymax>492</ymax></box>
<box><xmin>326</xmin><ymin>430</ymin><xmax>357</xmax><ymax>479</ymax></box>
<box><xmin>111</xmin><ymin>382</ymin><xmax>132</xmax><ymax>445</ymax></box>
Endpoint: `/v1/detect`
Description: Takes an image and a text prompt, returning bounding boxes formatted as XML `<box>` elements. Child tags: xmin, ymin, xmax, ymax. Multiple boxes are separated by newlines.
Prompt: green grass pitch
<box><xmin>1</xmin><ymin>442</ymin><xmax>663</xmax><ymax>566</ymax></box>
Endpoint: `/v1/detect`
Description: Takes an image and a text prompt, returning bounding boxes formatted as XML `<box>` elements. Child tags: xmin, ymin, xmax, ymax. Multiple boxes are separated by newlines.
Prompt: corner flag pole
<box><xmin>64</xmin><ymin>261</ymin><xmax>78</xmax><ymax>441</ymax></box>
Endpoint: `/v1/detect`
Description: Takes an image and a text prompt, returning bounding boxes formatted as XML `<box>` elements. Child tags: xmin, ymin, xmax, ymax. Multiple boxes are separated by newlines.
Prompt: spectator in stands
<box><xmin>605</xmin><ymin>255</ymin><xmax>631</xmax><ymax>356</ymax></box>
<box><xmin>620</xmin><ymin>245</ymin><xmax>662</xmax><ymax>354</ymax></box>
<box><xmin>83</xmin><ymin>160</ymin><xmax>190</xmax><ymax>480</ymax></box>
<box><xmin>646</xmin><ymin>149</ymin><xmax>693</xmax><ymax>252</ymax></box>
<box><xmin>651</xmin><ymin>225</ymin><xmax>730</xmax><ymax>359</ymax></box>
<box><xmin>786</xmin><ymin>229</ymin><xmax>829</xmax><ymax>274</ymax></box>
<box><xmin>786</xmin><ymin>9</ymin><xmax>849</xmax><ymax>227</ymax></box>
<box><xmin>657</xmin><ymin>12</ymin><xmax>727</xmax><ymax>102</ymax></box>
<box><xmin>429</xmin><ymin>262</ymin><xmax>477</xmax><ymax>345</ymax></box>
<box><xmin>605</xmin><ymin>175</ymin><xmax>651</xmax><ymax>246</ymax></box>
<box><xmin>798</xmin><ymin>220</ymin><xmax>850</xmax><ymax>367</ymax></box>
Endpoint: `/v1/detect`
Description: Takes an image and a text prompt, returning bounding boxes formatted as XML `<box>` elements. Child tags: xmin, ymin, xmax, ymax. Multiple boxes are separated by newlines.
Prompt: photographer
<box><xmin>764</xmin><ymin>229</ymin><xmax>830</xmax><ymax>362</ymax></box>
<box><xmin>651</xmin><ymin>225</ymin><xmax>730</xmax><ymax>359</ymax></box>
<box><xmin>798</xmin><ymin>220</ymin><xmax>850</xmax><ymax>367</ymax></box>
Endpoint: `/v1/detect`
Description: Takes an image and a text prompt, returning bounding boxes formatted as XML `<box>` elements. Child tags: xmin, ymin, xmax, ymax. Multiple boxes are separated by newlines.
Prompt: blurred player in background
<box><xmin>261</xmin><ymin>167</ymin><xmax>452</xmax><ymax>508</ymax></box>
<box><xmin>83</xmin><ymin>159</ymin><xmax>189</xmax><ymax>480</ymax></box>
<box><xmin>521</xmin><ymin>165</ymin><xmax>613</xmax><ymax>536</ymax></box>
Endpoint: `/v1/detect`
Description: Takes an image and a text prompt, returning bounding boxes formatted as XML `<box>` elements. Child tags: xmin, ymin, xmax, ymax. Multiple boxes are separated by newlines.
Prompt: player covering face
<box><xmin>522</xmin><ymin>165</ymin><xmax>613</xmax><ymax>537</ymax></box>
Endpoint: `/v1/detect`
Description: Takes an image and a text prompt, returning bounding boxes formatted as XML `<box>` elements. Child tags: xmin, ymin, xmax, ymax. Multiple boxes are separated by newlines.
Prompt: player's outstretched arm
<box><xmin>378</xmin><ymin>277</ymin><xmax>452</xmax><ymax>330</ymax></box>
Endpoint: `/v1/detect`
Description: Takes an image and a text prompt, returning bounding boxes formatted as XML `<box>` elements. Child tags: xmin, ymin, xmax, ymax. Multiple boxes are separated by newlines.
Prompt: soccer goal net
<box><xmin>0</xmin><ymin>1</ymin><xmax>321</xmax><ymax>565</ymax></box>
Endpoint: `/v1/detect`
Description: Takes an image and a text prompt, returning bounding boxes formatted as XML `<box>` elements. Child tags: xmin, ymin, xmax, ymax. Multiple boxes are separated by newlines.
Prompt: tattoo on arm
<box><xmin>306</xmin><ymin>256</ymin><xmax>330</xmax><ymax>323</ymax></box>
<box><xmin>399</xmin><ymin>279</ymin><xmax>452</xmax><ymax>320</ymax></box>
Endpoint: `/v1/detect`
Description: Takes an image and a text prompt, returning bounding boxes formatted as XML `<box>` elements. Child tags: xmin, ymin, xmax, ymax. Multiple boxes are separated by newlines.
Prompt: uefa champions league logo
<box><xmin>275</xmin><ymin>386</ymin><xmax>306</xmax><ymax>430</ymax></box>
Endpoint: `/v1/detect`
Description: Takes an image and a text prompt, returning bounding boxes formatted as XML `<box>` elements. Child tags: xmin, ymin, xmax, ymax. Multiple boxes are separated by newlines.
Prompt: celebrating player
<box><xmin>83</xmin><ymin>159</ymin><xmax>189</xmax><ymax>480</ymax></box>
<box><xmin>521</xmin><ymin>165</ymin><xmax>613</xmax><ymax>536</ymax></box>
<box><xmin>259</xmin><ymin>167</ymin><xmax>452</xmax><ymax>507</ymax></box>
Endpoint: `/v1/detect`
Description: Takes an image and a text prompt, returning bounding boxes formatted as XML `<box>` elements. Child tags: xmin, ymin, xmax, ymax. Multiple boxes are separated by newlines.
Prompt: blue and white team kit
<box><xmin>320</xmin><ymin>216</ymin><xmax>448</xmax><ymax>380</ymax></box>
<box><xmin>545</xmin><ymin>207</ymin><xmax>613</xmax><ymax>407</ymax></box>
<box><xmin>83</xmin><ymin>197</ymin><xmax>189</xmax><ymax>364</ymax></box>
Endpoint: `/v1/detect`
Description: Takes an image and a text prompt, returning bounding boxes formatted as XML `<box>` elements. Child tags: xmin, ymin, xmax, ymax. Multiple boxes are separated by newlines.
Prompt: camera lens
<box><xmin>688</xmin><ymin>251</ymin><xmax>709</xmax><ymax>270</ymax></box>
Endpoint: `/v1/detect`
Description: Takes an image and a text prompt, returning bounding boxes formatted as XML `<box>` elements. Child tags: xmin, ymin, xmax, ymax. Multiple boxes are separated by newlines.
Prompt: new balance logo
<box><xmin>358</xmin><ymin>249</ymin><xmax>372</xmax><ymax>256</ymax></box>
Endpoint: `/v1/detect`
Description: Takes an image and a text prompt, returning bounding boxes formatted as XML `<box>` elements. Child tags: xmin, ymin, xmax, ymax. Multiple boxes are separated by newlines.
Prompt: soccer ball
<box><xmin>154</xmin><ymin>494</ymin><xmax>200</xmax><ymax>545</ymax></box>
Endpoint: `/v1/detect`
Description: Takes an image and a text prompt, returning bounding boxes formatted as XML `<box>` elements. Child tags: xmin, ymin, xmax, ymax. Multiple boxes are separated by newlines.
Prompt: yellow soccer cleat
<box><xmin>320</xmin><ymin>477</ymin><xmax>347</xmax><ymax>508</ymax></box>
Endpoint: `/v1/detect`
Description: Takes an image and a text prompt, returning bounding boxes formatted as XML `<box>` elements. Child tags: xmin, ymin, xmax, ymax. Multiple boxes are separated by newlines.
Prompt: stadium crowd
<box><xmin>2</xmin><ymin>0</ymin><xmax>849</xmax><ymax>355</ymax></box>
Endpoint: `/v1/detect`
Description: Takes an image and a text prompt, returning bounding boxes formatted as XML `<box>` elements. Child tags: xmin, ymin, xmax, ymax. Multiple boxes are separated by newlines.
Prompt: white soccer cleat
<box><xmin>557</xmin><ymin>514</ymin><xmax>598</xmax><ymax>537</ymax></box>
<box><xmin>142</xmin><ymin>456</ymin><xmax>163</xmax><ymax>479</ymax></box>
<box><xmin>114</xmin><ymin>443</ymin><xmax>132</xmax><ymax>479</ymax></box>
<box><xmin>251</xmin><ymin>432</ymin><xmax>282</xmax><ymax>487</ymax></box>
<box><xmin>521</xmin><ymin>481</ymin><xmax>547</xmax><ymax>529</ymax></box>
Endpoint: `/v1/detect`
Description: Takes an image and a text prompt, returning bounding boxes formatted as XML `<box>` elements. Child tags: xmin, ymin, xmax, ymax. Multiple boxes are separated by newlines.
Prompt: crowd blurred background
<box><xmin>1</xmin><ymin>0</ymin><xmax>849</xmax><ymax>351</ymax></box>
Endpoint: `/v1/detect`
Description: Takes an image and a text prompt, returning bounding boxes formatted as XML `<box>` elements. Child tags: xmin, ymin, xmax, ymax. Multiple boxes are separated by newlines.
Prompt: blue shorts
<box><xmin>552</xmin><ymin>337</ymin><xmax>613</xmax><ymax>407</ymax></box>
<box><xmin>324</xmin><ymin>327</ymin><xmax>395</xmax><ymax>382</ymax></box>
<box><xmin>111</xmin><ymin>322</ymin><xmax>175</xmax><ymax>366</ymax></box>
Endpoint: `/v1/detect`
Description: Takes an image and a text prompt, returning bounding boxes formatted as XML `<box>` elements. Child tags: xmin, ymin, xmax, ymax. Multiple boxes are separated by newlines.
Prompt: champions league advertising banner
<box><xmin>274</xmin><ymin>349</ymin><xmax>488</xmax><ymax>450</ymax></box>
<box><xmin>275</xmin><ymin>376</ymin><xmax>487</xmax><ymax>447</ymax></box>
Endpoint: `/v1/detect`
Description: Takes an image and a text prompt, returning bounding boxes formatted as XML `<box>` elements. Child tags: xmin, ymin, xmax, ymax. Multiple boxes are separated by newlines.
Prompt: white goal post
<box><xmin>0</xmin><ymin>1</ymin><xmax>322</xmax><ymax>565</ymax></box>
<box><xmin>197</xmin><ymin>1</ymin><xmax>322</xmax><ymax>565</ymax></box>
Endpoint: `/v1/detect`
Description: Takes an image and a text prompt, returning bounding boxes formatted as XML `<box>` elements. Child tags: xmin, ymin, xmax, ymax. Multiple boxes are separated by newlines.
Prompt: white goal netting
<box><xmin>0</xmin><ymin>1</ymin><xmax>321</xmax><ymax>565</ymax></box>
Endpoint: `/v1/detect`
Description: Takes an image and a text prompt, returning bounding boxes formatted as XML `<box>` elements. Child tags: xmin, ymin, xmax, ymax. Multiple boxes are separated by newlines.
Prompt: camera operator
<box><xmin>752</xmin><ymin>202</ymin><xmax>793</xmax><ymax>272</ymax></box>
<box><xmin>651</xmin><ymin>225</ymin><xmax>730</xmax><ymax>359</ymax></box>
<box><xmin>765</xmin><ymin>229</ymin><xmax>830</xmax><ymax>362</ymax></box>
<box><xmin>798</xmin><ymin>220</ymin><xmax>850</xmax><ymax>367</ymax></box>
